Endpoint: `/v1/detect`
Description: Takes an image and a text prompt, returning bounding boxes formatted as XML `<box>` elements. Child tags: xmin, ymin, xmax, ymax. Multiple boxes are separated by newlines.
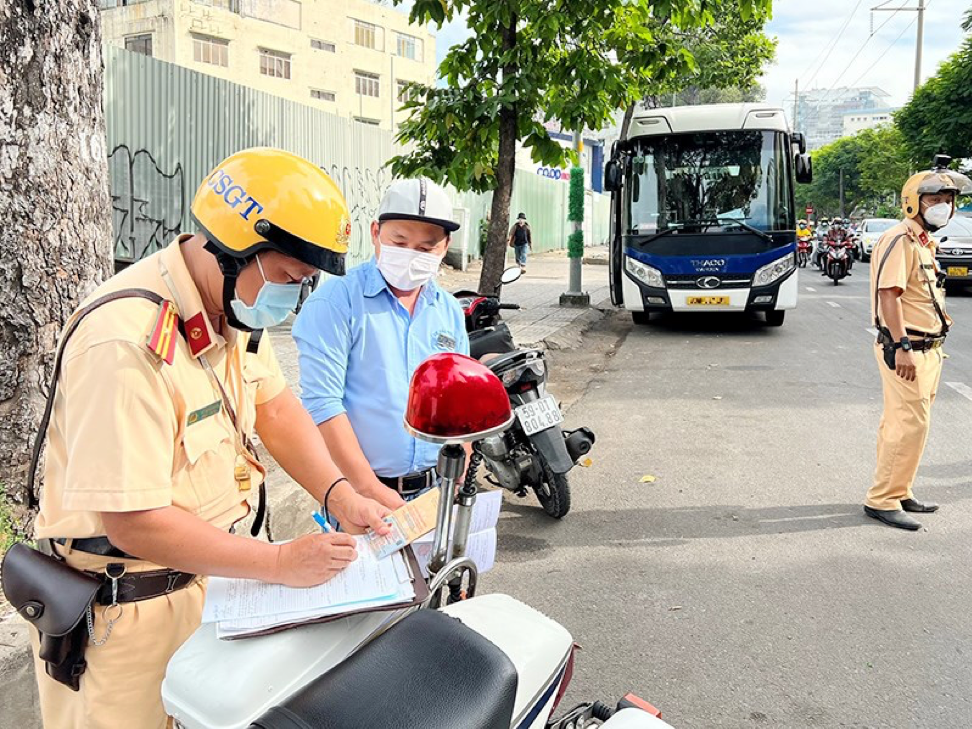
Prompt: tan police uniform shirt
<box><xmin>34</xmin><ymin>236</ymin><xmax>287</xmax><ymax>551</ymax></box>
<box><xmin>870</xmin><ymin>218</ymin><xmax>951</xmax><ymax>335</ymax></box>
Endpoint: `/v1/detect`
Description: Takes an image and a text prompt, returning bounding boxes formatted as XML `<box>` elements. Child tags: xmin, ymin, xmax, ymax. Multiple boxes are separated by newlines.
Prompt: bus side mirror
<box><xmin>604</xmin><ymin>159</ymin><xmax>622</xmax><ymax>193</ymax></box>
<box><xmin>795</xmin><ymin>154</ymin><xmax>813</xmax><ymax>184</ymax></box>
<box><xmin>792</xmin><ymin>132</ymin><xmax>807</xmax><ymax>155</ymax></box>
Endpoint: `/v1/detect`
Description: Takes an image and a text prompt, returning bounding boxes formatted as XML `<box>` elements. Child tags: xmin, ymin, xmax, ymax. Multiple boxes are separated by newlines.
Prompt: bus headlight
<box><xmin>753</xmin><ymin>254</ymin><xmax>795</xmax><ymax>287</ymax></box>
<box><xmin>625</xmin><ymin>257</ymin><xmax>664</xmax><ymax>288</ymax></box>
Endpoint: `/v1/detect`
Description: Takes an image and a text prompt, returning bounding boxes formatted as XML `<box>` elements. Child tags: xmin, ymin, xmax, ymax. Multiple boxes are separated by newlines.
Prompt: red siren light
<box><xmin>405</xmin><ymin>353</ymin><xmax>514</xmax><ymax>444</ymax></box>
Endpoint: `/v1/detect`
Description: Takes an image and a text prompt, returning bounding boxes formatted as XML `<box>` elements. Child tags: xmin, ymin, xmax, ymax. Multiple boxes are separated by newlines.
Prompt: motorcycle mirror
<box><xmin>501</xmin><ymin>267</ymin><xmax>522</xmax><ymax>285</ymax></box>
<box><xmin>795</xmin><ymin>154</ymin><xmax>813</xmax><ymax>184</ymax></box>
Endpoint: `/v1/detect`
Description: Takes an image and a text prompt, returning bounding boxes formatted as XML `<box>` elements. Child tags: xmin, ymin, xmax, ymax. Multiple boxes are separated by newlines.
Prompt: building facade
<box><xmin>795</xmin><ymin>86</ymin><xmax>891</xmax><ymax>150</ymax></box>
<box><xmin>98</xmin><ymin>0</ymin><xmax>436</xmax><ymax>131</ymax></box>
<box><xmin>842</xmin><ymin>107</ymin><xmax>898</xmax><ymax>137</ymax></box>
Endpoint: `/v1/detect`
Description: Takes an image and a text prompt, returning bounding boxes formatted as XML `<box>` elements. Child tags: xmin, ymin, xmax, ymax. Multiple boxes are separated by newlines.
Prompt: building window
<box><xmin>191</xmin><ymin>0</ymin><xmax>240</xmax><ymax>11</ymax></box>
<box><xmin>354</xmin><ymin>117</ymin><xmax>380</xmax><ymax>126</ymax></box>
<box><xmin>353</xmin><ymin>20</ymin><xmax>379</xmax><ymax>50</ymax></box>
<box><xmin>397</xmin><ymin>80</ymin><xmax>415</xmax><ymax>103</ymax></box>
<box><xmin>355</xmin><ymin>71</ymin><xmax>380</xmax><ymax>98</ymax></box>
<box><xmin>192</xmin><ymin>34</ymin><xmax>229</xmax><ymax>67</ymax></box>
<box><xmin>395</xmin><ymin>33</ymin><xmax>422</xmax><ymax>62</ymax></box>
<box><xmin>260</xmin><ymin>49</ymin><xmax>292</xmax><ymax>79</ymax></box>
<box><xmin>311</xmin><ymin>38</ymin><xmax>336</xmax><ymax>53</ymax></box>
<box><xmin>311</xmin><ymin>89</ymin><xmax>336</xmax><ymax>102</ymax></box>
<box><xmin>125</xmin><ymin>33</ymin><xmax>153</xmax><ymax>56</ymax></box>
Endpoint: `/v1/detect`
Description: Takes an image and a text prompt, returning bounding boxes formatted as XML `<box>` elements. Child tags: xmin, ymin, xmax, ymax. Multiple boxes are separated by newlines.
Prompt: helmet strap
<box><xmin>204</xmin><ymin>241</ymin><xmax>257</xmax><ymax>332</ymax></box>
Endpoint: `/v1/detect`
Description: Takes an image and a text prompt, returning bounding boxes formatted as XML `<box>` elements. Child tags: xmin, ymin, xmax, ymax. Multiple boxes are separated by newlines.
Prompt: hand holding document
<box><xmin>364</xmin><ymin>488</ymin><xmax>440</xmax><ymax>559</ymax></box>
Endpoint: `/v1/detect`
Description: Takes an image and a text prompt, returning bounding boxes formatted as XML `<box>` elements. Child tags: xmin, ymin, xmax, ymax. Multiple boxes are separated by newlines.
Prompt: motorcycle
<box><xmin>162</xmin><ymin>354</ymin><xmax>670</xmax><ymax>729</ymax></box>
<box><xmin>796</xmin><ymin>235</ymin><xmax>813</xmax><ymax>268</ymax></box>
<box><xmin>453</xmin><ymin>268</ymin><xmax>596</xmax><ymax>519</ymax></box>
<box><xmin>823</xmin><ymin>237</ymin><xmax>854</xmax><ymax>285</ymax></box>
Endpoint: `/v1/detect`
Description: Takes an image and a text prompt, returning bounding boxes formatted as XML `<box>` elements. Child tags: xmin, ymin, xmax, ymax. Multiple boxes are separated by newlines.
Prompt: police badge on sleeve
<box><xmin>433</xmin><ymin>330</ymin><xmax>457</xmax><ymax>351</ymax></box>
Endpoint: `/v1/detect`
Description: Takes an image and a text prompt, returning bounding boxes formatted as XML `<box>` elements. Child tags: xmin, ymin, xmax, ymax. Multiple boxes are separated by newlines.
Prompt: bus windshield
<box><xmin>626</xmin><ymin>130</ymin><xmax>794</xmax><ymax>237</ymax></box>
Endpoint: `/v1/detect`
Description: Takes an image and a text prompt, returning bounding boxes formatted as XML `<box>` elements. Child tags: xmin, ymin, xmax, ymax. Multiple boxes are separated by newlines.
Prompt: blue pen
<box><xmin>312</xmin><ymin>511</ymin><xmax>332</xmax><ymax>533</ymax></box>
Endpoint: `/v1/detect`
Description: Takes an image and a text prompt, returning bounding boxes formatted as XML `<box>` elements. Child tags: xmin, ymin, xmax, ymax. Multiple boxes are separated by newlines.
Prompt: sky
<box><xmin>763</xmin><ymin>0</ymin><xmax>968</xmax><ymax>111</ymax></box>
<box><xmin>430</xmin><ymin>1</ymin><xmax>969</xmax><ymax>112</ymax></box>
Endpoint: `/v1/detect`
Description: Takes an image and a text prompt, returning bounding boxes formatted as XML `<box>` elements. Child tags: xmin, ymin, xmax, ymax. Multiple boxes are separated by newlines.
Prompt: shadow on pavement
<box><xmin>630</xmin><ymin>312</ymin><xmax>783</xmax><ymax>335</ymax></box>
<box><xmin>497</xmin><ymin>501</ymin><xmax>866</xmax><ymax>561</ymax></box>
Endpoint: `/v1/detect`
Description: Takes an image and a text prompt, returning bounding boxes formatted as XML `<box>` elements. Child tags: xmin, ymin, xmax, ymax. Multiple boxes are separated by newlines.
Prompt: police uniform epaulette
<box><xmin>146</xmin><ymin>300</ymin><xmax>180</xmax><ymax>365</ymax></box>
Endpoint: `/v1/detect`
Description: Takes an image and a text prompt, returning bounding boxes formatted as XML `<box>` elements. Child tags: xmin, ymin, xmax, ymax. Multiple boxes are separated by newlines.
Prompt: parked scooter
<box><xmin>454</xmin><ymin>268</ymin><xmax>596</xmax><ymax>519</ymax></box>
<box><xmin>162</xmin><ymin>354</ymin><xmax>670</xmax><ymax>729</ymax></box>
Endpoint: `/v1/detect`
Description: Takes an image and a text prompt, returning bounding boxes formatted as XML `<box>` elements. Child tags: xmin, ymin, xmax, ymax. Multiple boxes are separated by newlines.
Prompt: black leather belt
<box><xmin>912</xmin><ymin>338</ymin><xmax>945</xmax><ymax>352</ymax></box>
<box><xmin>89</xmin><ymin>568</ymin><xmax>198</xmax><ymax>605</ymax></box>
<box><xmin>906</xmin><ymin>328</ymin><xmax>945</xmax><ymax>339</ymax></box>
<box><xmin>377</xmin><ymin>469</ymin><xmax>435</xmax><ymax>495</ymax></box>
<box><xmin>54</xmin><ymin>536</ymin><xmax>135</xmax><ymax>560</ymax></box>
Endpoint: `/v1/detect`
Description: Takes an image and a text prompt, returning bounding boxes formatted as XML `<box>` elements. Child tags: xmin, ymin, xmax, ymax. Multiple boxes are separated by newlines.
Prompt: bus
<box><xmin>604</xmin><ymin>103</ymin><xmax>813</xmax><ymax>327</ymax></box>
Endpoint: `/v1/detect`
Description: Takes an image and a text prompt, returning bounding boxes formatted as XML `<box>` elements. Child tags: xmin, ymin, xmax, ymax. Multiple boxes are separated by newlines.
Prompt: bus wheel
<box><xmin>632</xmin><ymin>311</ymin><xmax>652</xmax><ymax>325</ymax></box>
<box><xmin>765</xmin><ymin>310</ymin><xmax>785</xmax><ymax>327</ymax></box>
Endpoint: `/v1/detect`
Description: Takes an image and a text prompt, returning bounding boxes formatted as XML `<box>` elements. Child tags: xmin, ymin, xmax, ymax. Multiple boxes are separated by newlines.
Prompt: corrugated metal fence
<box><xmin>104</xmin><ymin>46</ymin><xmax>609</xmax><ymax>268</ymax></box>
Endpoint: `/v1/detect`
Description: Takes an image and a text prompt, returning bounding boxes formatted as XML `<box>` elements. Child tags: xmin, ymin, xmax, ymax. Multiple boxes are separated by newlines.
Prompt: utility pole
<box><xmin>839</xmin><ymin>168</ymin><xmax>845</xmax><ymax>218</ymax></box>
<box><xmin>793</xmin><ymin>79</ymin><xmax>799</xmax><ymax>131</ymax></box>
<box><xmin>560</xmin><ymin>131</ymin><xmax>590</xmax><ymax>308</ymax></box>
<box><xmin>871</xmin><ymin>0</ymin><xmax>927</xmax><ymax>94</ymax></box>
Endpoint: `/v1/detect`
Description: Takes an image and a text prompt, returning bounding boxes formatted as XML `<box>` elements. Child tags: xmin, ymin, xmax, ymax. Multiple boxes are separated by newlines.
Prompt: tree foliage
<box><xmin>896</xmin><ymin>30</ymin><xmax>972</xmax><ymax>163</ymax></box>
<box><xmin>795</xmin><ymin>125</ymin><xmax>910</xmax><ymax>219</ymax></box>
<box><xmin>391</xmin><ymin>0</ymin><xmax>775</xmax><ymax>291</ymax></box>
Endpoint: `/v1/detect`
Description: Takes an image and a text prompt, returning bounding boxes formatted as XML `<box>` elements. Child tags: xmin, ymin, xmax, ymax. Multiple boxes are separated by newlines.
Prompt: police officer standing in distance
<box><xmin>866</xmin><ymin>158</ymin><xmax>972</xmax><ymax>530</ymax></box>
<box><xmin>18</xmin><ymin>148</ymin><xmax>392</xmax><ymax>727</ymax></box>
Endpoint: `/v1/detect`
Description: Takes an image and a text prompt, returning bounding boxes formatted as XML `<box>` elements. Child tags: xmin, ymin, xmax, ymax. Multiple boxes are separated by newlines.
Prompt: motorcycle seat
<box><xmin>248</xmin><ymin>609</ymin><xmax>519</xmax><ymax>729</ymax></box>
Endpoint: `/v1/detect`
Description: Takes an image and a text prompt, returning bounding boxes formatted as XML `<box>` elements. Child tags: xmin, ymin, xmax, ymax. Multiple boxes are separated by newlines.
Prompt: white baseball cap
<box><xmin>377</xmin><ymin>178</ymin><xmax>460</xmax><ymax>232</ymax></box>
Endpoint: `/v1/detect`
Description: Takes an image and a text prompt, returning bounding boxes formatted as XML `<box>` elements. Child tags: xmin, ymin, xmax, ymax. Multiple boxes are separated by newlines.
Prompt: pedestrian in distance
<box><xmin>866</xmin><ymin>156</ymin><xmax>972</xmax><ymax>531</ymax></box>
<box><xmin>508</xmin><ymin>212</ymin><xmax>533</xmax><ymax>272</ymax></box>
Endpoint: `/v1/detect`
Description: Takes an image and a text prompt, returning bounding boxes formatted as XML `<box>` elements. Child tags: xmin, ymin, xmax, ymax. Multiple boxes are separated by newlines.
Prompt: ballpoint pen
<box><xmin>311</xmin><ymin>510</ymin><xmax>332</xmax><ymax>533</ymax></box>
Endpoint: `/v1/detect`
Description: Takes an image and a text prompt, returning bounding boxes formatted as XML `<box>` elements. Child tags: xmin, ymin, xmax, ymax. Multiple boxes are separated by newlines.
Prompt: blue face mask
<box><xmin>230</xmin><ymin>255</ymin><xmax>304</xmax><ymax>330</ymax></box>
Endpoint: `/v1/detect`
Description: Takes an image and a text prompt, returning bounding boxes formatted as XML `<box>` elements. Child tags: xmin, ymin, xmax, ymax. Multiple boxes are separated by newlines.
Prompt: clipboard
<box><xmin>221</xmin><ymin>546</ymin><xmax>430</xmax><ymax>640</ymax></box>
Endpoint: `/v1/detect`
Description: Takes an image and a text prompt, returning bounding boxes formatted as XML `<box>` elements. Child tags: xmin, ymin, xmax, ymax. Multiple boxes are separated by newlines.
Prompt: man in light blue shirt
<box><xmin>292</xmin><ymin>179</ymin><xmax>470</xmax><ymax>511</ymax></box>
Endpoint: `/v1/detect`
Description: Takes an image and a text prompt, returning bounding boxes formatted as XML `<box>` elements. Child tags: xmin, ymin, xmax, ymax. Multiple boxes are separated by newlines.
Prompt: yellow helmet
<box><xmin>192</xmin><ymin>147</ymin><xmax>350</xmax><ymax>276</ymax></box>
<box><xmin>901</xmin><ymin>157</ymin><xmax>972</xmax><ymax>220</ymax></box>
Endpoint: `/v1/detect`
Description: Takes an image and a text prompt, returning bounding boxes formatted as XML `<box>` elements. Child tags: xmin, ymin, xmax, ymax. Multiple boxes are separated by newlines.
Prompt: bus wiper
<box><xmin>681</xmin><ymin>216</ymin><xmax>775</xmax><ymax>244</ymax></box>
<box><xmin>631</xmin><ymin>226</ymin><xmax>680</xmax><ymax>244</ymax></box>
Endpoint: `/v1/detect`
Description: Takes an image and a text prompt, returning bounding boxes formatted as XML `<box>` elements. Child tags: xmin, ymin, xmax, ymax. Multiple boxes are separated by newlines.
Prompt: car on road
<box><xmin>859</xmin><ymin>218</ymin><xmax>899</xmax><ymax>261</ymax></box>
<box><xmin>935</xmin><ymin>215</ymin><xmax>972</xmax><ymax>283</ymax></box>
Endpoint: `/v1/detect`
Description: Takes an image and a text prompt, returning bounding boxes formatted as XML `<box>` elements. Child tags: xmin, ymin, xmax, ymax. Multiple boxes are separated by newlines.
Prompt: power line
<box><xmin>816</xmin><ymin>4</ymin><xmax>907</xmax><ymax>102</ymax></box>
<box><xmin>847</xmin><ymin>15</ymin><xmax>920</xmax><ymax>89</ymax></box>
<box><xmin>802</xmin><ymin>0</ymin><xmax>866</xmax><ymax>89</ymax></box>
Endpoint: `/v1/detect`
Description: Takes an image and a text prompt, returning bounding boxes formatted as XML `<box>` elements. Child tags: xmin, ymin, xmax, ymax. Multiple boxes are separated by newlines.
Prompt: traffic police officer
<box><xmin>866</xmin><ymin>158</ymin><xmax>972</xmax><ymax>530</ymax></box>
<box><xmin>29</xmin><ymin>148</ymin><xmax>392</xmax><ymax>727</ymax></box>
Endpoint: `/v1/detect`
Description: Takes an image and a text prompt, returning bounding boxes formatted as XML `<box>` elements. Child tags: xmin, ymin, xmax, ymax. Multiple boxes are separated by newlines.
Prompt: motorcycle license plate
<box><xmin>948</xmin><ymin>267</ymin><xmax>968</xmax><ymax>277</ymax></box>
<box><xmin>687</xmin><ymin>296</ymin><xmax>730</xmax><ymax>306</ymax></box>
<box><xmin>515</xmin><ymin>395</ymin><xmax>563</xmax><ymax>436</ymax></box>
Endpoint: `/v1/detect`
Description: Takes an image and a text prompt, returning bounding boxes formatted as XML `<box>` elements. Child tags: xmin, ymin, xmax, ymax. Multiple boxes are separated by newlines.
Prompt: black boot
<box><xmin>864</xmin><ymin>506</ymin><xmax>922</xmax><ymax>531</ymax></box>
<box><xmin>901</xmin><ymin>498</ymin><xmax>939</xmax><ymax>513</ymax></box>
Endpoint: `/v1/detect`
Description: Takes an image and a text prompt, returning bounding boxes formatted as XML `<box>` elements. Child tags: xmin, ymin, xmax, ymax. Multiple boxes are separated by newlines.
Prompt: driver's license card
<box><xmin>366</xmin><ymin>487</ymin><xmax>440</xmax><ymax>560</ymax></box>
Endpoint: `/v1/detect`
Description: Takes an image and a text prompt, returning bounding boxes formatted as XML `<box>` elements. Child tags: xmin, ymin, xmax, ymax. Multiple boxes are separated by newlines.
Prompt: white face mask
<box><xmin>376</xmin><ymin>239</ymin><xmax>443</xmax><ymax>291</ymax></box>
<box><xmin>922</xmin><ymin>202</ymin><xmax>953</xmax><ymax>229</ymax></box>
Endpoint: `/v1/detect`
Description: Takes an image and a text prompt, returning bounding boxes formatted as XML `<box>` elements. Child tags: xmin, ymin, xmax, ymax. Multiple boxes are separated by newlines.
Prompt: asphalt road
<box><xmin>481</xmin><ymin>262</ymin><xmax>972</xmax><ymax>728</ymax></box>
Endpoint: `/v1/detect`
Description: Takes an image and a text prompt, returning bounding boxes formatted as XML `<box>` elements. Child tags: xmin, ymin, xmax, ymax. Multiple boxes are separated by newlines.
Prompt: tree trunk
<box><xmin>0</xmin><ymin>1</ymin><xmax>113</xmax><ymax>537</ymax></box>
<box><xmin>479</xmin><ymin>17</ymin><xmax>518</xmax><ymax>296</ymax></box>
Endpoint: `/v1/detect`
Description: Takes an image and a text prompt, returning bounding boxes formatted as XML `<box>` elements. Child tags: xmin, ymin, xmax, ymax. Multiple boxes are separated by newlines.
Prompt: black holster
<box><xmin>38</xmin><ymin>621</ymin><xmax>90</xmax><ymax>691</ymax></box>
<box><xmin>876</xmin><ymin>326</ymin><xmax>897</xmax><ymax>370</ymax></box>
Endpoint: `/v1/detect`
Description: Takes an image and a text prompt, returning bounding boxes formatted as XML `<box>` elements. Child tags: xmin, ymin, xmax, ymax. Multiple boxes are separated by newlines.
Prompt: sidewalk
<box><xmin>438</xmin><ymin>246</ymin><xmax>611</xmax><ymax>347</ymax></box>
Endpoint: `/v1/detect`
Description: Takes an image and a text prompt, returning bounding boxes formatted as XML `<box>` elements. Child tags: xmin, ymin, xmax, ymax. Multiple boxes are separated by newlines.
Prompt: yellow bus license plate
<box><xmin>687</xmin><ymin>296</ymin><xmax>730</xmax><ymax>306</ymax></box>
<box><xmin>947</xmin><ymin>267</ymin><xmax>968</xmax><ymax>277</ymax></box>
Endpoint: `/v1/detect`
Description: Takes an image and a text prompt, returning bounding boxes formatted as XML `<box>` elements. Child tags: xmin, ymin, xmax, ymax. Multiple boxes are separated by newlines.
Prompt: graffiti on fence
<box><xmin>328</xmin><ymin>163</ymin><xmax>390</xmax><ymax>262</ymax></box>
<box><xmin>108</xmin><ymin>145</ymin><xmax>186</xmax><ymax>263</ymax></box>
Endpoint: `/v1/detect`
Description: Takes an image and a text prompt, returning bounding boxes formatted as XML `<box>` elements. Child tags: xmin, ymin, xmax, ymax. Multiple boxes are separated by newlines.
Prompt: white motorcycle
<box><xmin>163</xmin><ymin>354</ymin><xmax>672</xmax><ymax>729</ymax></box>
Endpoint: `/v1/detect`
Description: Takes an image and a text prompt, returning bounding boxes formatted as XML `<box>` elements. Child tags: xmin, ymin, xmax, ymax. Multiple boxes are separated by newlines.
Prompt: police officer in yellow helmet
<box><xmin>25</xmin><ymin>148</ymin><xmax>392</xmax><ymax>727</ymax></box>
<box><xmin>866</xmin><ymin>156</ymin><xmax>972</xmax><ymax>530</ymax></box>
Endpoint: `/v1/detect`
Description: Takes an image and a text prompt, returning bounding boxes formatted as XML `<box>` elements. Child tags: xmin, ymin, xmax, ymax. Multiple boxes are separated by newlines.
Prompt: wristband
<box><xmin>322</xmin><ymin>477</ymin><xmax>349</xmax><ymax>524</ymax></box>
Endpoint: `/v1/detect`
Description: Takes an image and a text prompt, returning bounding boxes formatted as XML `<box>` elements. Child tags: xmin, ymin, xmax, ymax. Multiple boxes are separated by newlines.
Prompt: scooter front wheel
<box><xmin>534</xmin><ymin>458</ymin><xmax>571</xmax><ymax>518</ymax></box>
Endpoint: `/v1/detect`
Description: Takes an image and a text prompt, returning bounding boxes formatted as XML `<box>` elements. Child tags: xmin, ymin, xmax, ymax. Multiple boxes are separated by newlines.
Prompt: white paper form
<box><xmin>412</xmin><ymin>527</ymin><xmax>497</xmax><ymax>579</ymax></box>
<box><xmin>203</xmin><ymin>535</ymin><xmax>401</xmax><ymax>624</ymax></box>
